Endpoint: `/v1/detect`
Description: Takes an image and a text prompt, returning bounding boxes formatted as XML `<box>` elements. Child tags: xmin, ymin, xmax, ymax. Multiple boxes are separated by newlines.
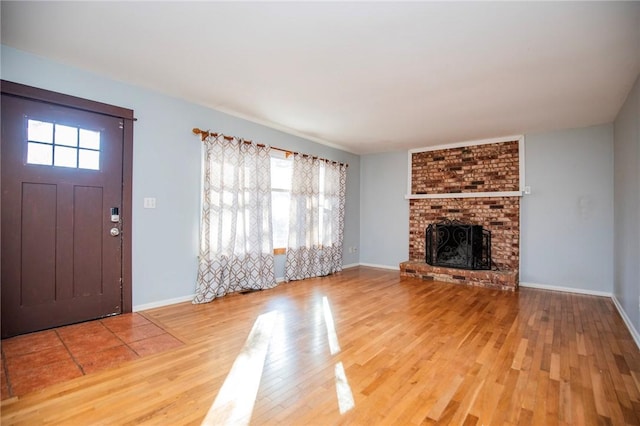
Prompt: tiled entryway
<box><xmin>1</xmin><ymin>313</ymin><xmax>183</xmax><ymax>400</ymax></box>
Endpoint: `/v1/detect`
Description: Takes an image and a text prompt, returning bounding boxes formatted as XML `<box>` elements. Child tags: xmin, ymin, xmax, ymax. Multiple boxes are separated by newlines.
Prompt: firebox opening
<box><xmin>426</xmin><ymin>219</ymin><xmax>491</xmax><ymax>270</ymax></box>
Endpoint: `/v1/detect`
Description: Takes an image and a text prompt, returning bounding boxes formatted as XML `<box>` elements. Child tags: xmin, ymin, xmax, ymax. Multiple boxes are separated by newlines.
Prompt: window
<box><xmin>270</xmin><ymin>153</ymin><xmax>293</xmax><ymax>252</ymax></box>
<box><xmin>26</xmin><ymin>119</ymin><xmax>101</xmax><ymax>170</ymax></box>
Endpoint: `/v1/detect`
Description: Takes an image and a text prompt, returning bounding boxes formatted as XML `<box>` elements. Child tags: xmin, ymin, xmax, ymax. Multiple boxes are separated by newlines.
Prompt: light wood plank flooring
<box><xmin>1</xmin><ymin>266</ymin><xmax>639</xmax><ymax>425</ymax></box>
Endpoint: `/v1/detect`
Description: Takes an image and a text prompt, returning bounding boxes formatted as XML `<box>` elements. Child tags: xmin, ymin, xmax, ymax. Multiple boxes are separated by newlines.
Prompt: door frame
<box><xmin>1</xmin><ymin>80</ymin><xmax>134</xmax><ymax>313</ymax></box>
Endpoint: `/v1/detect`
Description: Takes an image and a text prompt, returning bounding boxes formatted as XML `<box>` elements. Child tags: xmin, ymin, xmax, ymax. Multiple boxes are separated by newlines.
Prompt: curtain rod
<box><xmin>192</xmin><ymin>128</ymin><xmax>348</xmax><ymax>168</ymax></box>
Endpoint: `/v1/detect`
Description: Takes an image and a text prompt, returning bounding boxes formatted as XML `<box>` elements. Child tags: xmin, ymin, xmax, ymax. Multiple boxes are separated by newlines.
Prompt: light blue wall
<box><xmin>359</xmin><ymin>151</ymin><xmax>408</xmax><ymax>268</ymax></box>
<box><xmin>520</xmin><ymin>125</ymin><xmax>614</xmax><ymax>292</ymax></box>
<box><xmin>1</xmin><ymin>45</ymin><xmax>360</xmax><ymax>307</ymax></box>
<box><xmin>614</xmin><ymin>74</ymin><xmax>640</xmax><ymax>338</ymax></box>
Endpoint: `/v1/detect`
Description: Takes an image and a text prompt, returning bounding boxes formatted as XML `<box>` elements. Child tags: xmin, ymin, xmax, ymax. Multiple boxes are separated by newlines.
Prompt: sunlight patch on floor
<box><xmin>334</xmin><ymin>361</ymin><xmax>355</xmax><ymax>414</ymax></box>
<box><xmin>202</xmin><ymin>310</ymin><xmax>278</xmax><ymax>426</ymax></box>
<box><xmin>322</xmin><ymin>296</ymin><xmax>341</xmax><ymax>355</ymax></box>
<box><xmin>322</xmin><ymin>295</ymin><xmax>355</xmax><ymax>414</ymax></box>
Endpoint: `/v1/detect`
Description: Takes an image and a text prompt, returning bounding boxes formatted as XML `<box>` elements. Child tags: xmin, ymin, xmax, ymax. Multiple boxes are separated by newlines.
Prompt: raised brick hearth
<box><xmin>400</xmin><ymin>261</ymin><xmax>518</xmax><ymax>291</ymax></box>
<box><xmin>403</xmin><ymin>138</ymin><xmax>521</xmax><ymax>291</ymax></box>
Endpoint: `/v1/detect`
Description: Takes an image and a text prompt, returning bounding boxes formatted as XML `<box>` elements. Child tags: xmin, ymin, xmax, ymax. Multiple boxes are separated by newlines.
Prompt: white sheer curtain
<box><xmin>284</xmin><ymin>155</ymin><xmax>347</xmax><ymax>281</ymax></box>
<box><xmin>193</xmin><ymin>135</ymin><xmax>277</xmax><ymax>304</ymax></box>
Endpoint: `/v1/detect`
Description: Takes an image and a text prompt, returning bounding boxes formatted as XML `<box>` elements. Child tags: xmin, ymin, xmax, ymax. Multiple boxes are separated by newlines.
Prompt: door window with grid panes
<box><xmin>27</xmin><ymin>119</ymin><xmax>101</xmax><ymax>170</ymax></box>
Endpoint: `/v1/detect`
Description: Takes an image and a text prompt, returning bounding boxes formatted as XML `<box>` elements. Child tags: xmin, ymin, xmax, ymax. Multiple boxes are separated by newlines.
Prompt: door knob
<box><xmin>110</xmin><ymin>227</ymin><xmax>120</xmax><ymax>237</ymax></box>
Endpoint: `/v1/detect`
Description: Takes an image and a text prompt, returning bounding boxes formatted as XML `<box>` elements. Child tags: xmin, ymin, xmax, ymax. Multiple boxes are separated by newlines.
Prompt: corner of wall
<box><xmin>612</xmin><ymin>295</ymin><xmax>640</xmax><ymax>350</ymax></box>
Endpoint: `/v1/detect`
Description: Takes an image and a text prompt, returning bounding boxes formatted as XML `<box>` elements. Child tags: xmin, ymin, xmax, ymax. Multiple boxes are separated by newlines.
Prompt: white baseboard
<box><xmin>358</xmin><ymin>262</ymin><xmax>400</xmax><ymax>271</ymax></box>
<box><xmin>611</xmin><ymin>295</ymin><xmax>640</xmax><ymax>350</ymax></box>
<box><xmin>275</xmin><ymin>265</ymin><xmax>359</xmax><ymax>282</ymax></box>
<box><xmin>342</xmin><ymin>263</ymin><xmax>360</xmax><ymax>270</ymax></box>
<box><xmin>519</xmin><ymin>282</ymin><xmax>612</xmax><ymax>297</ymax></box>
<box><xmin>133</xmin><ymin>294</ymin><xmax>195</xmax><ymax>312</ymax></box>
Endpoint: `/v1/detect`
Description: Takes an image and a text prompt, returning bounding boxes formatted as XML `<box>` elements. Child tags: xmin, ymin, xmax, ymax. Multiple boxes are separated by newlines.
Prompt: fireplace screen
<box><xmin>426</xmin><ymin>220</ymin><xmax>491</xmax><ymax>270</ymax></box>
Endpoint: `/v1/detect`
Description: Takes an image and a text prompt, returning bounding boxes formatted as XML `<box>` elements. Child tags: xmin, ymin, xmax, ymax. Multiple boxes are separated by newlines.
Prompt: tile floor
<box><xmin>0</xmin><ymin>313</ymin><xmax>183</xmax><ymax>400</ymax></box>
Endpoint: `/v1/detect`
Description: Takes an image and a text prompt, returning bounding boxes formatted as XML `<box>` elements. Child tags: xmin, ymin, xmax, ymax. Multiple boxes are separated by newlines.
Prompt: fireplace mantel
<box><xmin>405</xmin><ymin>191</ymin><xmax>523</xmax><ymax>199</ymax></box>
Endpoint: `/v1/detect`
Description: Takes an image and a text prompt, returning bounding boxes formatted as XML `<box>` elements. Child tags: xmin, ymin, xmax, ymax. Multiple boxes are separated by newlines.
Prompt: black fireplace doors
<box><xmin>426</xmin><ymin>220</ymin><xmax>491</xmax><ymax>270</ymax></box>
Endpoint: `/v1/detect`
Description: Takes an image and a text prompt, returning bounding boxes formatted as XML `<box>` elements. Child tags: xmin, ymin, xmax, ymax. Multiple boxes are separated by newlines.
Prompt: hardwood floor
<box><xmin>1</xmin><ymin>266</ymin><xmax>639</xmax><ymax>425</ymax></box>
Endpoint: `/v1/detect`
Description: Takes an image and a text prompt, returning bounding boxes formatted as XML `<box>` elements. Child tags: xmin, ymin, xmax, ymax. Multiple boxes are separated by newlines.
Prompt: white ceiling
<box><xmin>2</xmin><ymin>1</ymin><xmax>639</xmax><ymax>154</ymax></box>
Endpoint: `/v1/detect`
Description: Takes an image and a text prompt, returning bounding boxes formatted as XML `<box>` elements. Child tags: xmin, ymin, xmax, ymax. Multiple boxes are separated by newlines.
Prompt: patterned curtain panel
<box><xmin>284</xmin><ymin>155</ymin><xmax>347</xmax><ymax>281</ymax></box>
<box><xmin>193</xmin><ymin>135</ymin><xmax>277</xmax><ymax>304</ymax></box>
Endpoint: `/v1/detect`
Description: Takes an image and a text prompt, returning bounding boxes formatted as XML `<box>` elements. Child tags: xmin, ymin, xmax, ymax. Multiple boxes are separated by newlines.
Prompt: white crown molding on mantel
<box><xmin>406</xmin><ymin>135</ymin><xmax>526</xmax><ymax>199</ymax></box>
<box><xmin>405</xmin><ymin>191</ymin><xmax>523</xmax><ymax>200</ymax></box>
<box><xmin>408</xmin><ymin>134</ymin><xmax>524</xmax><ymax>153</ymax></box>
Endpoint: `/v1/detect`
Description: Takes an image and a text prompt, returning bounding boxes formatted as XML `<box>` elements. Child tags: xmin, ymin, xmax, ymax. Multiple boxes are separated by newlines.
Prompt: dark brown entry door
<box><xmin>1</xmin><ymin>94</ymin><xmax>124</xmax><ymax>338</ymax></box>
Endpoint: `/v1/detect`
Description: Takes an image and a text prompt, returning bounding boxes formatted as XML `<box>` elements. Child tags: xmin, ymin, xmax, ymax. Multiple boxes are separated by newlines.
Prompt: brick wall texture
<box><xmin>409</xmin><ymin>140</ymin><xmax>520</xmax><ymax>272</ymax></box>
<box><xmin>411</xmin><ymin>141</ymin><xmax>519</xmax><ymax>194</ymax></box>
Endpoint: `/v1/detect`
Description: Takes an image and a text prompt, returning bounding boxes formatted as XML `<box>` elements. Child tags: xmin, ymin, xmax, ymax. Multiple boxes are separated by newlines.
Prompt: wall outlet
<box><xmin>524</xmin><ymin>186</ymin><xmax>531</xmax><ymax>195</ymax></box>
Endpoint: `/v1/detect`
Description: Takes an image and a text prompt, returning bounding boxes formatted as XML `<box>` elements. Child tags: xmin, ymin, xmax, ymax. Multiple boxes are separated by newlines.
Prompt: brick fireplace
<box><xmin>400</xmin><ymin>137</ymin><xmax>522</xmax><ymax>290</ymax></box>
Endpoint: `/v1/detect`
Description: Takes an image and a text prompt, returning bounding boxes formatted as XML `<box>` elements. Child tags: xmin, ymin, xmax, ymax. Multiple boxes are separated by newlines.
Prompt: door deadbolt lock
<box><xmin>110</xmin><ymin>207</ymin><xmax>120</xmax><ymax>223</ymax></box>
<box><xmin>110</xmin><ymin>227</ymin><xmax>120</xmax><ymax>237</ymax></box>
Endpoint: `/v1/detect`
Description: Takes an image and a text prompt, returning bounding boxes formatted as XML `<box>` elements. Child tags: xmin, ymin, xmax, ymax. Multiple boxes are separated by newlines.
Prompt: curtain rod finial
<box><xmin>193</xmin><ymin>128</ymin><xmax>210</xmax><ymax>141</ymax></box>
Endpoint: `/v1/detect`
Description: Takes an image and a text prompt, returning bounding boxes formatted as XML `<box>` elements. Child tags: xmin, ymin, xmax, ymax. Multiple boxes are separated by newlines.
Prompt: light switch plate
<box><xmin>143</xmin><ymin>197</ymin><xmax>156</xmax><ymax>209</ymax></box>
